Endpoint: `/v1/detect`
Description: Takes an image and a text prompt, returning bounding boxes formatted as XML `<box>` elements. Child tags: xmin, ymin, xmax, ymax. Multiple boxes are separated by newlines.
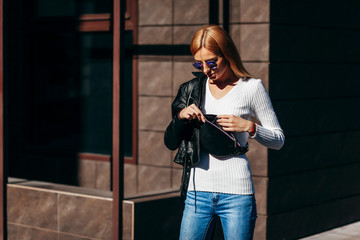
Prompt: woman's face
<box><xmin>193</xmin><ymin>47</ymin><xmax>233</xmax><ymax>83</ymax></box>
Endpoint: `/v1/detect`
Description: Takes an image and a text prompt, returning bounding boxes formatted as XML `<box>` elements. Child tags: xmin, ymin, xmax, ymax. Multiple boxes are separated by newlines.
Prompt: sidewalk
<box><xmin>299</xmin><ymin>221</ymin><xmax>360</xmax><ymax>240</ymax></box>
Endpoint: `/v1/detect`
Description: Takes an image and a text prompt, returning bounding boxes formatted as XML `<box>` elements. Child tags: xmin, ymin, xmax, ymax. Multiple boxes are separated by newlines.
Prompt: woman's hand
<box><xmin>217</xmin><ymin>115</ymin><xmax>254</xmax><ymax>133</ymax></box>
<box><xmin>179</xmin><ymin>104</ymin><xmax>206</xmax><ymax>123</ymax></box>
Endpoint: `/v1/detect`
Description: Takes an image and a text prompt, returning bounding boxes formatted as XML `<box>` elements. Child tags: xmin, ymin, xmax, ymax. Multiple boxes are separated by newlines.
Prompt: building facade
<box><xmin>1</xmin><ymin>0</ymin><xmax>360</xmax><ymax>239</ymax></box>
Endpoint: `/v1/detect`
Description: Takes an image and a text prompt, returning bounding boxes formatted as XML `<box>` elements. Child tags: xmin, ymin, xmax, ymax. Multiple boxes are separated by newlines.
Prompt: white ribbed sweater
<box><xmin>188</xmin><ymin>78</ymin><xmax>284</xmax><ymax>194</ymax></box>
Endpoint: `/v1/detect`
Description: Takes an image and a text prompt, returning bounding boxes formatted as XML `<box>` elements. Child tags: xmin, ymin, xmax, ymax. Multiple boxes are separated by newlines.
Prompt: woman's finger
<box><xmin>217</xmin><ymin>114</ymin><xmax>231</xmax><ymax>119</ymax></box>
<box><xmin>188</xmin><ymin>105</ymin><xmax>205</xmax><ymax>122</ymax></box>
<box><xmin>222</xmin><ymin>126</ymin><xmax>234</xmax><ymax>131</ymax></box>
<box><xmin>218</xmin><ymin>115</ymin><xmax>254</xmax><ymax>133</ymax></box>
<box><xmin>217</xmin><ymin>118</ymin><xmax>232</xmax><ymax>124</ymax></box>
<box><xmin>179</xmin><ymin>104</ymin><xmax>205</xmax><ymax>122</ymax></box>
<box><xmin>217</xmin><ymin>121</ymin><xmax>232</xmax><ymax>127</ymax></box>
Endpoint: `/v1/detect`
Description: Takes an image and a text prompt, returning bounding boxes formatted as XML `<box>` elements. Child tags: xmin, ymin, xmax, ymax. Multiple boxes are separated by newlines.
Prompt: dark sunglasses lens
<box><xmin>207</xmin><ymin>61</ymin><xmax>217</xmax><ymax>69</ymax></box>
<box><xmin>193</xmin><ymin>62</ymin><xmax>203</xmax><ymax>70</ymax></box>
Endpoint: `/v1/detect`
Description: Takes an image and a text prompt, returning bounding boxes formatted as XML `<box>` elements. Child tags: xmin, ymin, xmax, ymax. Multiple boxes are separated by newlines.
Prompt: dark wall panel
<box><xmin>267</xmin><ymin>195</ymin><xmax>360</xmax><ymax>240</ymax></box>
<box><xmin>268</xmin><ymin>131</ymin><xmax>360</xmax><ymax>176</ymax></box>
<box><xmin>272</xmin><ymin>97</ymin><xmax>360</xmax><ymax>137</ymax></box>
<box><xmin>270</xmin><ymin>25</ymin><xmax>360</xmax><ymax>63</ymax></box>
<box><xmin>268</xmin><ymin>1</ymin><xmax>360</xmax><ymax>238</ymax></box>
<box><xmin>269</xmin><ymin>63</ymin><xmax>360</xmax><ymax>100</ymax></box>
<box><xmin>270</xmin><ymin>0</ymin><xmax>360</xmax><ymax>29</ymax></box>
<box><xmin>267</xmin><ymin>163</ymin><xmax>360</xmax><ymax>214</ymax></box>
<box><xmin>134</xmin><ymin>196</ymin><xmax>183</xmax><ymax>239</ymax></box>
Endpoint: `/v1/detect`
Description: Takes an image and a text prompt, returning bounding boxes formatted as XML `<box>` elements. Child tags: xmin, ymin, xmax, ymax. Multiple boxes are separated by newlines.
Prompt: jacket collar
<box><xmin>192</xmin><ymin>71</ymin><xmax>206</xmax><ymax>80</ymax></box>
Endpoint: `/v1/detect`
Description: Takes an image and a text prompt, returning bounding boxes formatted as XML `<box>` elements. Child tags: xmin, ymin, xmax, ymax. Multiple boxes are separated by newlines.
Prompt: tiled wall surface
<box><xmin>134</xmin><ymin>0</ymin><xmax>210</xmax><ymax>197</ymax></box>
<box><xmin>7</xmin><ymin>182</ymin><xmax>112</xmax><ymax>240</ymax></box>
<box><xmin>78</xmin><ymin>159</ymin><xmax>111</xmax><ymax>191</ymax></box>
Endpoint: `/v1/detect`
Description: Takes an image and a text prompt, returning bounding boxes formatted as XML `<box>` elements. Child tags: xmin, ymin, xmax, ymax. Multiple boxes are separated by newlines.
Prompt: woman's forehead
<box><xmin>194</xmin><ymin>48</ymin><xmax>217</xmax><ymax>61</ymax></box>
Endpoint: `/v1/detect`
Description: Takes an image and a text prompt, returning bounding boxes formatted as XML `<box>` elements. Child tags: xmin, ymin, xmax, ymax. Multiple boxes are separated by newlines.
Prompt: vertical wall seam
<box><xmin>57</xmin><ymin>193</ymin><xmax>60</xmax><ymax>234</ymax></box>
<box><xmin>170</xmin><ymin>0</ymin><xmax>174</xmax><ymax>188</ymax></box>
<box><xmin>131</xmin><ymin>202</ymin><xmax>135</xmax><ymax>240</ymax></box>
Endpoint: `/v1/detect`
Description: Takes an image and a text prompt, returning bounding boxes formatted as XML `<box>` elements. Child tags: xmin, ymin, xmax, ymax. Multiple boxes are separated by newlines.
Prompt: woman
<box><xmin>164</xmin><ymin>25</ymin><xmax>284</xmax><ymax>240</ymax></box>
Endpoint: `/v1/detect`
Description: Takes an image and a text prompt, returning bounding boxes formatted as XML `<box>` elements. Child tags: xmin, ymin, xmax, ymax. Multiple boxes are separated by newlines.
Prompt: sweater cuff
<box><xmin>249</xmin><ymin>123</ymin><xmax>258</xmax><ymax>139</ymax></box>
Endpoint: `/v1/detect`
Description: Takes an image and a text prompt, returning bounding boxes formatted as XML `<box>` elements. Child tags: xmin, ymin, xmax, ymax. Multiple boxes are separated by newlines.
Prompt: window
<box><xmin>7</xmin><ymin>0</ymin><xmax>138</xmax><ymax>185</ymax></box>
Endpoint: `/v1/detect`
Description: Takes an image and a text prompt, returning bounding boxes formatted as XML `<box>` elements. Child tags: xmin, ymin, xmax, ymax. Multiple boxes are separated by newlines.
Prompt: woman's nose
<box><xmin>202</xmin><ymin>64</ymin><xmax>210</xmax><ymax>74</ymax></box>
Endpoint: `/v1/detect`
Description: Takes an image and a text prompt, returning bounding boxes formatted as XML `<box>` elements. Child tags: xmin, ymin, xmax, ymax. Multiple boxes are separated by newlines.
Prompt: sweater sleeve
<box><xmin>251</xmin><ymin>80</ymin><xmax>285</xmax><ymax>150</ymax></box>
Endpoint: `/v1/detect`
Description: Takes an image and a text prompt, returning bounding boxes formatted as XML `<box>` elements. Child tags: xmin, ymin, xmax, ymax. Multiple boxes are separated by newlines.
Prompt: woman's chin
<box><xmin>208</xmin><ymin>75</ymin><xmax>217</xmax><ymax>81</ymax></box>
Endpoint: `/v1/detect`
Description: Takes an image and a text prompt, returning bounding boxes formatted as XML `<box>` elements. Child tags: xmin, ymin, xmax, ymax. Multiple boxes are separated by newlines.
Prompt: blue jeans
<box><xmin>180</xmin><ymin>191</ymin><xmax>257</xmax><ymax>240</ymax></box>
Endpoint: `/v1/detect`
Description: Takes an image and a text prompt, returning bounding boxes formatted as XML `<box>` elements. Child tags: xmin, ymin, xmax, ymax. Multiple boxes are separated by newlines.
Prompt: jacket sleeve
<box><xmin>164</xmin><ymin>83</ymin><xmax>191</xmax><ymax>150</ymax></box>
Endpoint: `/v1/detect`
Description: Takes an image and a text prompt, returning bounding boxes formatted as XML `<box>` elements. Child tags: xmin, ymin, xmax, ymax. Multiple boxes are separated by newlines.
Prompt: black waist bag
<box><xmin>199</xmin><ymin>114</ymin><xmax>249</xmax><ymax>158</ymax></box>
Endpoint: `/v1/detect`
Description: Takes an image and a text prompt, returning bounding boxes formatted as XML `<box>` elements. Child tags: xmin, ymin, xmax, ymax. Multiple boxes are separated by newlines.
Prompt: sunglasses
<box><xmin>193</xmin><ymin>61</ymin><xmax>218</xmax><ymax>70</ymax></box>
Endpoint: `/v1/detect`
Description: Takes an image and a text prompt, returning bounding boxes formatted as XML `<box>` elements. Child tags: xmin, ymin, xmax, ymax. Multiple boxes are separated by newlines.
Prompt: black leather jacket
<box><xmin>164</xmin><ymin>72</ymin><xmax>207</xmax><ymax>200</ymax></box>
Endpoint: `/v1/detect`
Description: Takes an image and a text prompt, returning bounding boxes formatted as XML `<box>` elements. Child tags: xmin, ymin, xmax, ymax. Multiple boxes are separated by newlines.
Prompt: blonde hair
<box><xmin>190</xmin><ymin>25</ymin><xmax>252</xmax><ymax>78</ymax></box>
